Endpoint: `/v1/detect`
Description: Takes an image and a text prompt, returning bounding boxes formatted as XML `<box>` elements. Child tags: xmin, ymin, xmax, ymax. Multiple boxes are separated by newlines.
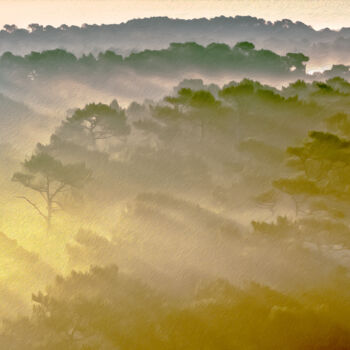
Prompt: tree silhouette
<box><xmin>57</xmin><ymin>102</ymin><xmax>130</xmax><ymax>148</ymax></box>
<box><xmin>12</xmin><ymin>152</ymin><xmax>91</xmax><ymax>232</ymax></box>
<box><xmin>274</xmin><ymin>131</ymin><xmax>350</xmax><ymax>217</ymax></box>
<box><xmin>163</xmin><ymin>88</ymin><xmax>223</xmax><ymax>142</ymax></box>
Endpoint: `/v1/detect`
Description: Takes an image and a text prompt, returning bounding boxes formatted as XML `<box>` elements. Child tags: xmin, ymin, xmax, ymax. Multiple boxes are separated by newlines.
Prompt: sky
<box><xmin>0</xmin><ymin>0</ymin><xmax>349</xmax><ymax>30</ymax></box>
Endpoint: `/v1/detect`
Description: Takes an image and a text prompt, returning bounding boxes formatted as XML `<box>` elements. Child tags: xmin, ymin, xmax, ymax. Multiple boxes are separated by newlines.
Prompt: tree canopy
<box><xmin>12</xmin><ymin>152</ymin><xmax>91</xmax><ymax>231</ymax></box>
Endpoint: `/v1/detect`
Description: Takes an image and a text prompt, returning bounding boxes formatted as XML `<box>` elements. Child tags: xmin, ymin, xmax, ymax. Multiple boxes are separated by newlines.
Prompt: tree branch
<box><xmin>16</xmin><ymin>196</ymin><xmax>47</xmax><ymax>220</ymax></box>
<box><xmin>52</xmin><ymin>200</ymin><xmax>65</xmax><ymax>212</ymax></box>
<box><xmin>50</xmin><ymin>183</ymin><xmax>66</xmax><ymax>200</ymax></box>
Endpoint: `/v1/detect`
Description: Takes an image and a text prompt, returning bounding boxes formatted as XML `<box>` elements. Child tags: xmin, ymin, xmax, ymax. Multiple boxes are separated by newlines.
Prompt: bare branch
<box><xmin>50</xmin><ymin>183</ymin><xmax>66</xmax><ymax>200</ymax></box>
<box><xmin>16</xmin><ymin>196</ymin><xmax>47</xmax><ymax>220</ymax></box>
<box><xmin>39</xmin><ymin>191</ymin><xmax>47</xmax><ymax>200</ymax></box>
<box><xmin>52</xmin><ymin>200</ymin><xmax>65</xmax><ymax>211</ymax></box>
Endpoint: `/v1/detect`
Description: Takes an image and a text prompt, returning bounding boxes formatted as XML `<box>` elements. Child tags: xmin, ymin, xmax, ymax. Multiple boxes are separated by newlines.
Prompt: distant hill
<box><xmin>1</xmin><ymin>16</ymin><xmax>350</xmax><ymax>68</ymax></box>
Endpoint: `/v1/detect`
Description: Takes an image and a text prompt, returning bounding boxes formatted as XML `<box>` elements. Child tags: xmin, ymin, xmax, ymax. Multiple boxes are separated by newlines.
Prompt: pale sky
<box><xmin>0</xmin><ymin>0</ymin><xmax>349</xmax><ymax>30</ymax></box>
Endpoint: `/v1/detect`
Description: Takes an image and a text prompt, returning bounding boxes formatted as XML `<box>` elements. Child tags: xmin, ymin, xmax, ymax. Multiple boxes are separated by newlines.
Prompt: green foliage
<box><xmin>13</xmin><ymin>152</ymin><xmax>91</xmax><ymax>190</ymax></box>
<box><xmin>166</xmin><ymin>88</ymin><xmax>220</xmax><ymax>109</ymax></box>
<box><xmin>0</xmin><ymin>42</ymin><xmax>309</xmax><ymax>76</ymax></box>
<box><xmin>234</xmin><ymin>41</ymin><xmax>255</xmax><ymax>51</ymax></box>
<box><xmin>12</xmin><ymin>152</ymin><xmax>91</xmax><ymax>231</ymax></box>
<box><xmin>56</xmin><ymin>102</ymin><xmax>130</xmax><ymax>149</ymax></box>
<box><xmin>274</xmin><ymin>130</ymin><xmax>350</xmax><ymax>218</ymax></box>
<box><xmin>4</xmin><ymin>76</ymin><xmax>350</xmax><ymax>349</ymax></box>
<box><xmin>2</xmin><ymin>265</ymin><xmax>350</xmax><ymax>350</ymax></box>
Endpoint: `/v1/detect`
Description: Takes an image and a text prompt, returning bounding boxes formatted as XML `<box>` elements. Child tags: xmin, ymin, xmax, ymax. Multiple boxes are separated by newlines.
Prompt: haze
<box><xmin>1</xmin><ymin>0</ymin><xmax>350</xmax><ymax>30</ymax></box>
<box><xmin>1</xmin><ymin>1</ymin><xmax>350</xmax><ymax>349</ymax></box>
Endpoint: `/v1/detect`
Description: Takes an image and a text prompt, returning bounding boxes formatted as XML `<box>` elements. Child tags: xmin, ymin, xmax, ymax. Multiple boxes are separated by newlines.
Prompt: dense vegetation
<box><xmin>2</xmin><ymin>16</ymin><xmax>350</xmax><ymax>70</ymax></box>
<box><xmin>0</xmin><ymin>42</ymin><xmax>309</xmax><ymax>77</ymax></box>
<box><xmin>1</xmin><ymin>74</ymin><xmax>350</xmax><ymax>348</ymax></box>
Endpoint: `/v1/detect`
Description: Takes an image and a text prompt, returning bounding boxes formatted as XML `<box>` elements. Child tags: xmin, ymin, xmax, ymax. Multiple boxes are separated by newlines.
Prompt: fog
<box><xmin>1</xmin><ymin>41</ymin><xmax>350</xmax><ymax>152</ymax></box>
<box><xmin>2</xmin><ymin>16</ymin><xmax>350</xmax><ymax>70</ymax></box>
<box><xmin>1</xmin><ymin>17</ymin><xmax>350</xmax><ymax>350</ymax></box>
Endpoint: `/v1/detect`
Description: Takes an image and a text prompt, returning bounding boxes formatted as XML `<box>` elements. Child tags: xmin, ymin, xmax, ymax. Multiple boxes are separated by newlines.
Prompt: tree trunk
<box><xmin>46</xmin><ymin>200</ymin><xmax>52</xmax><ymax>234</ymax></box>
<box><xmin>46</xmin><ymin>176</ymin><xmax>52</xmax><ymax>234</ymax></box>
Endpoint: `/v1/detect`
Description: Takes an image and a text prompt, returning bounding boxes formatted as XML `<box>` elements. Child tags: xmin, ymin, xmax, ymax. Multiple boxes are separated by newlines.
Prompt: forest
<box><xmin>1</xmin><ymin>69</ymin><xmax>350</xmax><ymax>348</ymax></box>
<box><xmin>2</xmin><ymin>16</ymin><xmax>350</xmax><ymax>70</ymax></box>
<box><xmin>3</xmin><ymin>0</ymin><xmax>350</xmax><ymax>345</ymax></box>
